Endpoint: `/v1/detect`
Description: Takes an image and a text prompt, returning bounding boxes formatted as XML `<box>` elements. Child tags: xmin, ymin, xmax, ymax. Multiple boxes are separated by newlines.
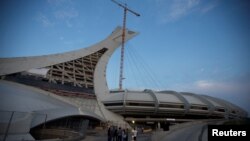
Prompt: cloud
<box><xmin>187</xmin><ymin>79</ymin><xmax>250</xmax><ymax>94</ymax></box>
<box><xmin>54</xmin><ymin>8</ymin><xmax>78</xmax><ymax>20</ymax></box>
<box><xmin>156</xmin><ymin>0</ymin><xmax>200</xmax><ymax>23</ymax></box>
<box><xmin>199</xmin><ymin>68</ymin><xmax>205</xmax><ymax>72</ymax></box>
<box><xmin>169</xmin><ymin>0</ymin><xmax>200</xmax><ymax>21</ymax></box>
<box><xmin>193</xmin><ymin>80</ymin><xmax>240</xmax><ymax>93</ymax></box>
<box><xmin>46</xmin><ymin>0</ymin><xmax>78</xmax><ymax>27</ymax></box>
<box><xmin>162</xmin><ymin>73</ymin><xmax>250</xmax><ymax>114</ymax></box>
<box><xmin>156</xmin><ymin>0</ymin><xmax>218</xmax><ymax>23</ymax></box>
<box><xmin>166</xmin><ymin>75</ymin><xmax>250</xmax><ymax>95</ymax></box>
<box><xmin>47</xmin><ymin>0</ymin><xmax>72</xmax><ymax>7</ymax></box>
<box><xmin>36</xmin><ymin>13</ymin><xmax>54</xmax><ymax>27</ymax></box>
<box><xmin>65</xmin><ymin>20</ymin><xmax>73</xmax><ymax>28</ymax></box>
<box><xmin>192</xmin><ymin>79</ymin><xmax>250</xmax><ymax>114</ymax></box>
<box><xmin>47</xmin><ymin>0</ymin><xmax>78</xmax><ymax>20</ymax></box>
<box><xmin>195</xmin><ymin>80</ymin><xmax>213</xmax><ymax>88</ymax></box>
<box><xmin>201</xmin><ymin>3</ymin><xmax>217</xmax><ymax>13</ymax></box>
<box><xmin>59</xmin><ymin>36</ymin><xmax>64</xmax><ymax>40</ymax></box>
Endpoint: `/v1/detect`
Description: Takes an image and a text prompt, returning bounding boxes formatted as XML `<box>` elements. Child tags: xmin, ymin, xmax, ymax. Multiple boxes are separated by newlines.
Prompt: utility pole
<box><xmin>111</xmin><ymin>0</ymin><xmax>140</xmax><ymax>90</ymax></box>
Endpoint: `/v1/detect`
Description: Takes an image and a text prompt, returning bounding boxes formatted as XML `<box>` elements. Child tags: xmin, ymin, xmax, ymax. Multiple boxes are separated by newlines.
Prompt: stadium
<box><xmin>0</xmin><ymin>27</ymin><xmax>247</xmax><ymax>140</ymax></box>
<box><xmin>104</xmin><ymin>90</ymin><xmax>247</xmax><ymax>119</ymax></box>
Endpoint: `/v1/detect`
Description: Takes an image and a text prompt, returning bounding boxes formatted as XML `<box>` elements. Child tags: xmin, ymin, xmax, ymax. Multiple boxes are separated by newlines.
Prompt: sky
<box><xmin>0</xmin><ymin>0</ymin><xmax>250</xmax><ymax>114</ymax></box>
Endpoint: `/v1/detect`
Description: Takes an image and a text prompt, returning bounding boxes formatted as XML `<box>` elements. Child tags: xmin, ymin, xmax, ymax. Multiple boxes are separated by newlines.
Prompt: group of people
<box><xmin>107</xmin><ymin>126</ymin><xmax>130</xmax><ymax>141</ymax></box>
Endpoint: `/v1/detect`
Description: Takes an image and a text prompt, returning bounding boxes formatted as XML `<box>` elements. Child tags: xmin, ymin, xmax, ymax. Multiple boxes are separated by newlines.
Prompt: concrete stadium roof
<box><xmin>103</xmin><ymin>89</ymin><xmax>248</xmax><ymax>118</ymax></box>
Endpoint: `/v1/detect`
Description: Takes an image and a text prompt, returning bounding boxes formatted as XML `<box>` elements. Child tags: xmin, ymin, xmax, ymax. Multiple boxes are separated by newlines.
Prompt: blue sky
<box><xmin>1</xmin><ymin>0</ymin><xmax>250</xmax><ymax>114</ymax></box>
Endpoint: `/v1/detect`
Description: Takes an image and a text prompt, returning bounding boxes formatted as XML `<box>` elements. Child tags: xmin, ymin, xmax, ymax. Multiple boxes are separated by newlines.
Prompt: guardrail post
<box><xmin>43</xmin><ymin>114</ymin><xmax>47</xmax><ymax>129</ymax></box>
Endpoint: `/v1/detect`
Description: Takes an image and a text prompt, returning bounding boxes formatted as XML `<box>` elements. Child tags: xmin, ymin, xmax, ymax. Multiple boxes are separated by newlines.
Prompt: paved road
<box><xmin>82</xmin><ymin>133</ymin><xmax>152</xmax><ymax>141</ymax></box>
<box><xmin>161</xmin><ymin>123</ymin><xmax>207</xmax><ymax>141</ymax></box>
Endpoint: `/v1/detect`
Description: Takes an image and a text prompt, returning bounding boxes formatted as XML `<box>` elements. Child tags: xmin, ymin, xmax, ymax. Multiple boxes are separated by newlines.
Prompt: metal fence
<box><xmin>0</xmin><ymin>110</ymin><xmax>92</xmax><ymax>141</ymax></box>
<box><xmin>0</xmin><ymin>110</ymin><xmax>47</xmax><ymax>141</ymax></box>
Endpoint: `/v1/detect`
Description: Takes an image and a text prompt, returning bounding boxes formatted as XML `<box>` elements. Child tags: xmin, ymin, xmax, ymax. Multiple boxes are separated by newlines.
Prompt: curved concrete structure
<box><xmin>103</xmin><ymin>90</ymin><xmax>247</xmax><ymax>119</ymax></box>
<box><xmin>0</xmin><ymin>81</ymin><xmax>104</xmax><ymax>125</ymax></box>
<box><xmin>0</xmin><ymin>27</ymin><xmax>137</xmax><ymax>76</ymax></box>
<box><xmin>0</xmin><ymin>27</ymin><xmax>138</xmax><ymax>140</ymax></box>
<box><xmin>0</xmin><ymin>26</ymin><xmax>138</xmax><ymax>119</ymax></box>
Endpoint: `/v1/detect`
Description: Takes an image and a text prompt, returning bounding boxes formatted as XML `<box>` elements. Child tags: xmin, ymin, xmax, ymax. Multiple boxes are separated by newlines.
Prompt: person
<box><xmin>111</xmin><ymin>126</ymin><xmax>115</xmax><ymax>141</ymax></box>
<box><xmin>114</xmin><ymin>127</ymin><xmax>118</xmax><ymax>141</ymax></box>
<box><xmin>122</xmin><ymin>129</ymin><xmax>126</xmax><ymax>141</ymax></box>
<box><xmin>108</xmin><ymin>127</ymin><xmax>112</xmax><ymax>141</ymax></box>
<box><xmin>117</xmin><ymin>127</ymin><xmax>122</xmax><ymax>141</ymax></box>
<box><xmin>132</xmin><ymin>128</ymin><xmax>138</xmax><ymax>141</ymax></box>
<box><xmin>125</xmin><ymin>128</ymin><xmax>129</xmax><ymax>141</ymax></box>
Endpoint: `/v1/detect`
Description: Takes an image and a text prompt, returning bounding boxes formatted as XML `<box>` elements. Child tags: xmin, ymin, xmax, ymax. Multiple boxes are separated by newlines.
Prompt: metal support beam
<box><xmin>123</xmin><ymin>89</ymin><xmax>128</xmax><ymax>114</ymax></box>
<box><xmin>144</xmin><ymin>89</ymin><xmax>159</xmax><ymax>114</ymax></box>
<box><xmin>47</xmin><ymin>48</ymin><xmax>107</xmax><ymax>89</ymax></box>
<box><xmin>181</xmin><ymin>92</ymin><xmax>215</xmax><ymax>115</ymax></box>
<box><xmin>159</xmin><ymin>91</ymin><xmax>190</xmax><ymax>114</ymax></box>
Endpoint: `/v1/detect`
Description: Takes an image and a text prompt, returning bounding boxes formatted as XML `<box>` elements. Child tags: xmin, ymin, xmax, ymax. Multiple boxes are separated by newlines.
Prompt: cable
<box><xmin>132</xmin><ymin>44</ymin><xmax>165</xmax><ymax>89</ymax></box>
<box><xmin>126</xmin><ymin>43</ymin><xmax>165</xmax><ymax>90</ymax></box>
<box><xmin>126</xmin><ymin>44</ymin><xmax>154</xmax><ymax>89</ymax></box>
<box><xmin>125</xmin><ymin>46</ymin><xmax>140</xmax><ymax>88</ymax></box>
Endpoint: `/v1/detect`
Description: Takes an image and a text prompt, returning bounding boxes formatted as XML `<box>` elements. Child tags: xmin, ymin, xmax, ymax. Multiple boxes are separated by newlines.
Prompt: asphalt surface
<box><xmin>81</xmin><ymin>122</ymin><xmax>212</xmax><ymax>141</ymax></box>
<box><xmin>82</xmin><ymin>133</ymin><xmax>152</xmax><ymax>141</ymax></box>
<box><xmin>161</xmin><ymin>123</ymin><xmax>208</xmax><ymax>141</ymax></box>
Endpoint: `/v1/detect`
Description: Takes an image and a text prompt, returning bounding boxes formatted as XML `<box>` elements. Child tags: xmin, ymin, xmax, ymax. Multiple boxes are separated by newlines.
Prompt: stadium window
<box><xmin>104</xmin><ymin>103</ymin><xmax>123</xmax><ymax>106</ymax></box>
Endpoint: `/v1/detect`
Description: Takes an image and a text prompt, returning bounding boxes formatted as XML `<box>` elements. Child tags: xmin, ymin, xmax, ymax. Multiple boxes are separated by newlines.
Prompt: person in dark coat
<box><xmin>117</xmin><ymin>127</ymin><xmax>122</xmax><ymax>141</ymax></box>
<box><xmin>114</xmin><ymin>127</ymin><xmax>118</xmax><ymax>141</ymax></box>
<box><xmin>122</xmin><ymin>129</ymin><xmax>127</xmax><ymax>141</ymax></box>
<box><xmin>125</xmin><ymin>128</ymin><xmax>129</xmax><ymax>141</ymax></box>
<box><xmin>108</xmin><ymin>127</ymin><xmax>112</xmax><ymax>141</ymax></box>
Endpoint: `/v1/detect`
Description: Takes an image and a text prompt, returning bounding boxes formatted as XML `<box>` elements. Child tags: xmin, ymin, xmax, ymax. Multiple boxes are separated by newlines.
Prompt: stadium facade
<box><xmin>104</xmin><ymin>90</ymin><xmax>247</xmax><ymax>119</ymax></box>
<box><xmin>0</xmin><ymin>27</ymin><xmax>247</xmax><ymax>140</ymax></box>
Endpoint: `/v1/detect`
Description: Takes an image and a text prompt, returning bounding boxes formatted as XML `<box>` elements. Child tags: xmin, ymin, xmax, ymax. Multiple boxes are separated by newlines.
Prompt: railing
<box><xmin>0</xmin><ymin>110</ymin><xmax>47</xmax><ymax>141</ymax></box>
<box><xmin>0</xmin><ymin>110</ymin><xmax>90</xmax><ymax>141</ymax></box>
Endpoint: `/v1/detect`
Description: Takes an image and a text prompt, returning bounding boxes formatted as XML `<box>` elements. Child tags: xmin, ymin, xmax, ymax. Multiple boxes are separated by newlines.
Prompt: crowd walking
<box><xmin>108</xmin><ymin>126</ymin><xmax>131</xmax><ymax>141</ymax></box>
